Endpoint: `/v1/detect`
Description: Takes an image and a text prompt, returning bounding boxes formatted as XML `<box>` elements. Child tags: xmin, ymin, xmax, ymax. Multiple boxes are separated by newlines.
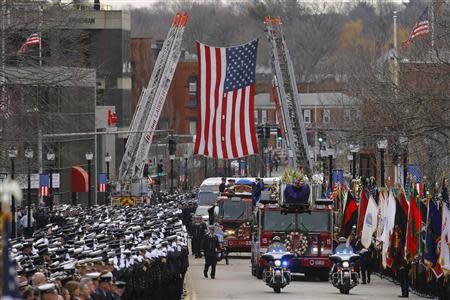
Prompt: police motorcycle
<box><xmin>214</xmin><ymin>223</ymin><xmax>229</xmax><ymax>265</ymax></box>
<box><xmin>329</xmin><ymin>237</ymin><xmax>360</xmax><ymax>294</ymax></box>
<box><xmin>261</xmin><ymin>237</ymin><xmax>294</xmax><ymax>293</ymax></box>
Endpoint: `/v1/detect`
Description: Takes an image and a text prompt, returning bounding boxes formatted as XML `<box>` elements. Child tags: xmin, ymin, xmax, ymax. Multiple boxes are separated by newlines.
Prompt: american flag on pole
<box><xmin>39</xmin><ymin>174</ymin><xmax>49</xmax><ymax>196</ymax></box>
<box><xmin>18</xmin><ymin>33</ymin><xmax>41</xmax><ymax>55</ymax></box>
<box><xmin>194</xmin><ymin>39</ymin><xmax>259</xmax><ymax>159</ymax></box>
<box><xmin>402</xmin><ymin>7</ymin><xmax>430</xmax><ymax>47</ymax></box>
<box><xmin>98</xmin><ymin>173</ymin><xmax>106</xmax><ymax>192</ymax></box>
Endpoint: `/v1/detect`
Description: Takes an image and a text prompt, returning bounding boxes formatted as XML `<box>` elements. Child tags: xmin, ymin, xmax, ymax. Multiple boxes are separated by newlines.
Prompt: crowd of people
<box><xmin>7</xmin><ymin>192</ymin><xmax>197</xmax><ymax>300</ymax></box>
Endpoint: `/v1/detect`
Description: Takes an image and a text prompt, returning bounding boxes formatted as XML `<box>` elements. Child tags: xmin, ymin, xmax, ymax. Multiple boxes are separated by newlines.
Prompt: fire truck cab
<box><xmin>251</xmin><ymin>183</ymin><xmax>334</xmax><ymax>281</ymax></box>
<box><xmin>216</xmin><ymin>179</ymin><xmax>254</xmax><ymax>252</ymax></box>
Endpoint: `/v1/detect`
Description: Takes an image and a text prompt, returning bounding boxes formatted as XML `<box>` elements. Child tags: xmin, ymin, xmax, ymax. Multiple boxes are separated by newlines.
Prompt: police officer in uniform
<box><xmin>203</xmin><ymin>225</ymin><xmax>220</xmax><ymax>279</ymax></box>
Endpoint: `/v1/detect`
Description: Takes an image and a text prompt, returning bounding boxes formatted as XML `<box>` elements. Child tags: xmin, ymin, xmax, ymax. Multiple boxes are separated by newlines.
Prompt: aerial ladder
<box><xmin>265</xmin><ymin>16</ymin><xmax>313</xmax><ymax>176</ymax></box>
<box><xmin>118</xmin><ymin>13</ymin><xmax>189</xmax><ymax>182</ymax></box>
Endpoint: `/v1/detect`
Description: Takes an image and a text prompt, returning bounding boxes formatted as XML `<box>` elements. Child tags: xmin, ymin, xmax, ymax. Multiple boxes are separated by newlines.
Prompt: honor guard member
<box><xmin>203</xmin><ymin>225</ymin><xmax>220</xmax><ymax>279</ymax></box>
<box><xmin>92</xmin><ymin>272</ymin><xmax>119</xmax><ymax>300</ymax></box>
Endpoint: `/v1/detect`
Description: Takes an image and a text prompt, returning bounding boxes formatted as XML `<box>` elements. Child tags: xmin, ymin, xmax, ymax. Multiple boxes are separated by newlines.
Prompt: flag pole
<box><xmin>393</xmin><ymin>10</ymin><xmax>397</xmax><ymax>50</ymax></box>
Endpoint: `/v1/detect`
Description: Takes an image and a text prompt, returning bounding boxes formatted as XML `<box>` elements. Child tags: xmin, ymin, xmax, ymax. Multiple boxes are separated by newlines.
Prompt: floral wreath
<box><xmin>285</xmin><ymin>231</ymin><xmax>310</xmax><ymax>256</ymax></box>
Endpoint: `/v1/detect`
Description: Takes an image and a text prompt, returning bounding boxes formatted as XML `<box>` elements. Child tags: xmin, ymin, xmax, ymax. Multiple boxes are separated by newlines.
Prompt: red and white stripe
<box><xmin>410</xmin><ymin>20</ymin><xmax>430</xmax><ymax>39</ymax></box>
<box><xmin>98</xmin><ymin>183</ymin><xmax>106</xmax><ymax>192</ymax></box>
<box><xmin>40</xmin><ymin>186</ymin><xmax>48</xmax><ymax>197</ymax></box>
<box><xmin>19</xmin><ymin>33</ymin><xmax>41</xmax><ymax>55</ymax></box>
<box><xmin>194</xmin><ymin>42</ymin><xmax>258</xmax><ymax>159</ymax></box>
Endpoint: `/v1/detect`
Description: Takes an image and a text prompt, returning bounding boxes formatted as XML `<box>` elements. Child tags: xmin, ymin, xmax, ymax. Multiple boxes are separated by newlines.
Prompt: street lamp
<box><xmin>399</xmin><ymin>136</ymin><xmax>408</xmax><ymax>187</ymax></box>
<box><xmin>8</xmin><ymin>146</ymin><xmax>18</xmax><ymax>238</ymax></box>
<box><xmin>184</xmin><ymin>153</ymin><xmax>188</xmax><ymax>191</ymax></box>
<box><xmin>105</xmin><ymin>152</ymin><xmax>111</xmax><ymax>205</ymax></box>
<box><xmin>24</xmin><ymin>147</ymin><xmax>34</xmax><ymax>238</ymax></box>
<box><xmin>46</xmin><ymin>149</ymin><xmax>55</xmax><ymax>211</ymax></box>
<box><xmin>327</xmin><ymin>149</ymin><xmax>335</xmax><ymax>190</ymax></box>
<box><xmin>377</xmin><ymin>139</ymin><xmax>388</xmax><ymax>187</ymax></box>
<box><xmin>85</xmin><ymin>151</ymin><xmax>93</xmax><ymax>207</ymax></box>
<box><xmin>350</xmin><ymin>144</ymin><xmax>359</xmax><ymax>180</ymax></box>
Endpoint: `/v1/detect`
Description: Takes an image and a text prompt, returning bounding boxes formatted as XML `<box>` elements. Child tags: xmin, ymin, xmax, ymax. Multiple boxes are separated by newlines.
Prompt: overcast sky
<box><xmin>94</xmin><ymin>0</ymin><xmax>409</xmax><ymax>9</ymax></box>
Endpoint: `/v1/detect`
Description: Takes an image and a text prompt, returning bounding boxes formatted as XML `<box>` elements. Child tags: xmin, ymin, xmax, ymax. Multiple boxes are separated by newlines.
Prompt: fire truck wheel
<box><xmin>319</xmin><ymin>272</ymin><xmax>329</xmax><ymax>282</ymax></box>
<box><xmin>256</xmin><ymin>266</ymin><xmax>263</xmax><ymax>279</ymax></box>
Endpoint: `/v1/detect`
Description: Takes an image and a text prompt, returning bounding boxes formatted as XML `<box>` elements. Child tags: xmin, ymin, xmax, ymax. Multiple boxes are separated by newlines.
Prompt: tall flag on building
<box><xmin>39</xmin><ymin>174</ymin><xmax>49</xmax><ymax>196</ymax></box>
<box><xmin>98</xmin><ymin>173</ymin><xmax>107</xmax><ymax>192</ymax></box>
<box><xmin>18</xmin><ymin>33</ymin><xmax>41</xmax><ymax>55</ymax></box>
<box><xmin>381</xmin><ymin>190</ymin><xmax>396</xmax><ymax>269</ymax></box>
<box><xmin>405</xmin><ymin>188</ymin><xmax>422</xmax><ymax>260</ymax></box>
<box><xmin>2</xmin><ymin>214</ymin><xmax>23</xmax><ymax>299</ymax></box>
<box><xmin>424</xmin><ymin>196</ymin><xmax>442</xmax><ymax>278</ymax></box>
<box><xmin>194</xmin><ymin>39</ymin><xmax>259</xmax><ymax>159</ymax></box>
<box><xmin>357</xmin><ymin>191</ymin><xmax>369</xmax><ymax>238</ymax></box>
<box><xmin>361</xmin><ymin>194</ymin><xmax>378</xmax><ymax>248</ymax></box>
<box><xmin>440</xmin><ymin>183</ymin><xmax>450</xmax><ymax>274</ymax></box>
<box><xmin>402</xmin><ymin>7</ymin><xmax>430</xmax><ymax>47</ymax></box>
<box><xmin>341</xmin><ymin>191</ymin><xmax>358</xmax><ymax>238</ymax></box>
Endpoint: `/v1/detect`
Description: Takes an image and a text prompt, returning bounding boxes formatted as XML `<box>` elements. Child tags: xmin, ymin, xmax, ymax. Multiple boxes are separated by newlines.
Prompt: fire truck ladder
<box><xmin>265</xmin><ymin>16</ymin><xmax>313</xmax><ymax>176</ymax></box>
<box><xmin>118</xmin><ymin>13</ymin><xmax>189</xmax><ymax>181</ymax></box>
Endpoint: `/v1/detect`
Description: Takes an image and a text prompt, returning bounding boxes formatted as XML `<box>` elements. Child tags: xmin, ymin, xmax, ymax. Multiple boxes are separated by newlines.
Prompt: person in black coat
<box><xmin>190</xmin><ymin>217</ymin><xmax>207</xmax><ymax>258</ymax></box>
<box><xmin>202</xmin><ymin>226</ymin><xmax>220</xmax><ymax>279</ymax></box>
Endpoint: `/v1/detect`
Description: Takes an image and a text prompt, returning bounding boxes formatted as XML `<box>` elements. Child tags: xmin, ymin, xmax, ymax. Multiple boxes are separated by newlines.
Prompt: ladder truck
<box><xmin>264</xmin><ymin>16</ymin><xmax>313</xmax><ymax>176</ymax></box>
<box><xmin>116</xmin><ymin>13</ymin><xmax>188</xmax><ymax>196</ymax></box>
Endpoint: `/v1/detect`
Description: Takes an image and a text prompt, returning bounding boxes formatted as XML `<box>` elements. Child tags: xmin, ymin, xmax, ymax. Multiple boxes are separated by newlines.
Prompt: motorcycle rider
<box><xmin>267</xmin><ymin>236</ymin><xmax>286</xmax><ymax>252</ymax></box>
<box><xmin>331</xmin><ymin>237</ymin><xmax>354</xmax><ymax>274</ymax></box>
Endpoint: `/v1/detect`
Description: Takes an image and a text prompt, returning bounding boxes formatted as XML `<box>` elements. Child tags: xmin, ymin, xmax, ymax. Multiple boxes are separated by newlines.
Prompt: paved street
<box><xmin>185</xmin><ymin>256</ymin><xmax>424</xmax><ymax>300</ymax></box>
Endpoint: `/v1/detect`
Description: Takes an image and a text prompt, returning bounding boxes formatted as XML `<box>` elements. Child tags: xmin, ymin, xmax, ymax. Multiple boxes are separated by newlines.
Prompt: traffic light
<box><xmin>257</xmin><ymin>125</ymin><xmax>264</xmax><ymax>138</ymax></box>
<box><xmin>277</xmin><ymin>128</ymin><xmax>282</xmax><ymax>141</ymax></box>
<box><xmin>317</xmin><ymin>132</ymin><xmax>325</xmax><ymax>144</ymax></box>
<box><xmin>264</xmin><ymin>126</ymin><xmax>271</xmax><ymax>139</ymax></box>
<box><xmin>168</xmin><ymin>139</ymin><xmax>177</xmax><ymax>155</ymax></box>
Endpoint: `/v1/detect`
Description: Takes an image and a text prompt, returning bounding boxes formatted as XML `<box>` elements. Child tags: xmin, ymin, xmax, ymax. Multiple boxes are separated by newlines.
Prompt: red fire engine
<box><xmin>251</xmin><ymin>184</ymin><xmax>334</xmax><ymax>281</ymax></box>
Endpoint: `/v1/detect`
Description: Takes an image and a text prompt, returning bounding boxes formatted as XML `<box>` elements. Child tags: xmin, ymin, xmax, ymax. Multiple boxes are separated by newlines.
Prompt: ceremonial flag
<box><xmin>332</xmin><ymin>170</ymin><xmax>344</xmax><ymax>185</ymax></box>
<box><xmin>382</xmin><ymin>190</ymin><xmax>396</xmax><ymax>269</ymax></box>
<box><xmin>341</xmin><ymin>191</ymin><xmax>358</xmax><ymax>238</ymax></box>
<box><xmin>407</xmin><ymin>165</ymin><xmax>422</xmax><ymax>183</ymax></box>
<box><xmin>376</xmin><ymin>190</ymin><xmax>387</xmax><ymax>244</ymax></box>
<box><xmin>388</xmin><ymin>189</ymin><xmax>408</xmax><ymax>269</ymax></box>
<box><xmin>2</xmin><ymin>216</ymin><xmax>23</xmax><ymax>299</ymax></box>
<box><xmin>440</xmin><ymin>184</ymin><xmax>450</xmax><ymax>274</ymax></box>
<box><xmin>402</xmin><ymin>7</ymin><xmax>430</xmax><ymax>47</ymax></box>
<box><xmin>424</xmin><ymin>197</ymin><xmax>442</xmax><ymax>278</ymax></box>
<box><xmin>194</xmin><ymin>39</ymin><xmax>259</xmax><ymax>159</ymax></box>
<box><xmin>39</xmin><ymin>174</ymin><xmax>49</xmax><ymax>196</ymax></box>
<box><xmin>98</xmin><ymin>173</ymin><xmax>106</xmax><ymax>192</ymax></box>
<box><xmin>357</xmin><ymin>191</ymin><xmax>369</xmax><ymax>238</ymax></box>
<box><xmin>362</xmin><ymin>194</ymin><xmax>378</xmax><ymax>248</ymax></box>
<box><xmin>19</xmin><ymin>32</ymin><xmax>41</xmax><ymax>55</ymax></box>
<box><xmin>405</xmin><ymin>191</ymin><xmax>422</xmax><ymax>260</ymax></box>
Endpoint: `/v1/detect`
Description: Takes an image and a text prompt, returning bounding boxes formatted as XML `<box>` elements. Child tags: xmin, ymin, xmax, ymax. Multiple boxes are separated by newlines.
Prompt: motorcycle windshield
<box><xmin>267</xmin><ymin>244</ymin><xmax>287</xmax><ymax>253</ymax></box>
<box><xmin>334</xmin><ymin>244</ymin><xmax>354</xmax><ymax>254</ymax></box>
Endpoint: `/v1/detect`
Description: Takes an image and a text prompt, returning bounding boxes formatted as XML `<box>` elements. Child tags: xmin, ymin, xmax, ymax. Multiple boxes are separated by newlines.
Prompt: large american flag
<box><xmin>194</xmin><ymin>39</ymin><xmax>259</xmax><ymax>159</ymax></box>
<box><xmin>402</xmin><ymin>8</ymin><xmax>430</xmax><ymax>47</ymax></box>
<box><xmin>19</xmin><ymin>33</ymin><xmax>41</xmax><ymax>55</ymax></box>
<box><xmin>39</xmin><ymin>174</ymin><xmax>49</xmax><ymax>196</ymax></box>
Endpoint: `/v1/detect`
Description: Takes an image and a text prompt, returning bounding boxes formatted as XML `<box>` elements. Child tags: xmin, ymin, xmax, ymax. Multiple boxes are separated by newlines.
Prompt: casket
<box><xmin>279</xmin><ymin>183</ymin><xmax>312</xmax><ymax>209</ymax></box>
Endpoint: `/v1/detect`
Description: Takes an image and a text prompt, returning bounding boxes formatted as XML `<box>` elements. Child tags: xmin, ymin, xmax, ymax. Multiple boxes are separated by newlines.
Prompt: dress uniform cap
<box><xmin>85</xmin><ymin>272</ymin><xmax>101</xmax><ymax>279</ymax></box>
<box><xmin>38</xmin><ymin>283</ymin><xmax>57</xmax><ymax>293</ymax></box>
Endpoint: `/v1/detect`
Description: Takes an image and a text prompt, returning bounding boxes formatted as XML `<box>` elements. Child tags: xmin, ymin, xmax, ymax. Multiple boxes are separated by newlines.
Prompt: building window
<box><xmin>344</xmin><ymin>109</ymin><xmax>351</xmax><ymax>122</ymax></box>
<box><xmin>303</xmin><ymin>109</ymin><xmax>311</xmax><ymax>123</ymax></box>
<box><xmin>189</xmin><ymin>82</ymin><xmax>197</xmax><ymax>94</ymax></box>
<box><xmin>254</xmin><ymin>111</ymin><xmax>259</xmax><ymax>124</ymax></box>
<box><xmin>261</xmin><ymin>110</ymin><xmax>267</xmax><ymax>124</ymax></box>
<box><xmin>323</xmin><ymin>109</ymin><xmax>330</xmax><ymax>123</ymax></box>
<box><xmin>189</xmin><ymin>120</ymin><xmax>197</xmax><ymax>135</ymax></box>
